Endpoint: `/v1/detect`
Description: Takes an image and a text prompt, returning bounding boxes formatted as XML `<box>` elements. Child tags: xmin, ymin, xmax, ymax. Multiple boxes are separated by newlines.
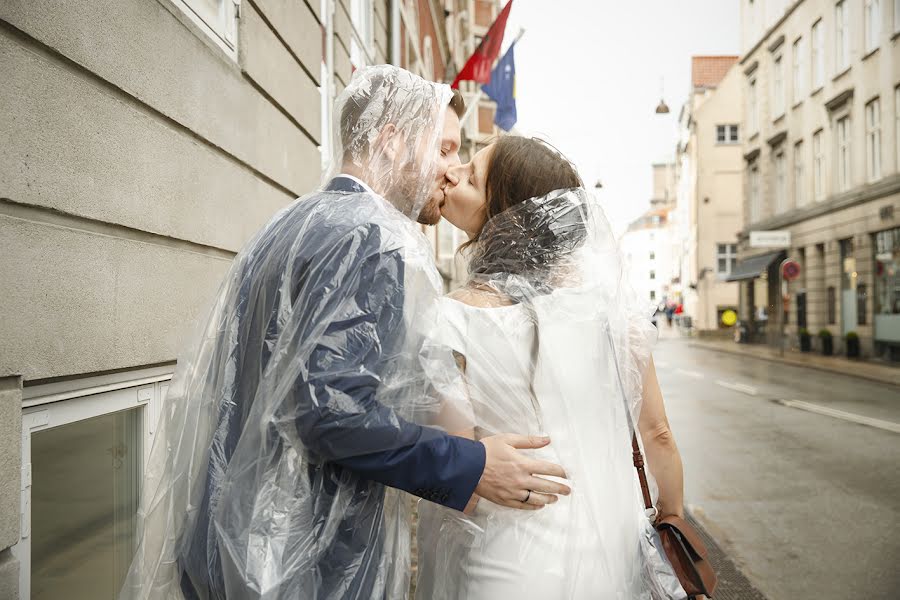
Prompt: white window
<box><xmin>773</xmin><ymin>55</ymin><xmax>785</xmax><ymax>117</ymax></box>
<box><xmin>866</xmin><ymin>98</ymin><xmax>882</xmax><ymax>181</ymax></box>
<box><xmin>811</xmin><ymin>19</ymin><xmax>824</xmax><ymax>90</ymax></box>
<box><xmin>774</xmin><ymin>150</ymin><xmax>787</xmax><ymax>213</ymax></box>
<box><xmin>11</xmin><ymin>369</ymin><xmax>170</xmax><ymax>599</ymax></box>
<box><xmin>716</xmin><ymin>124</ymin><xmax>740</xmax><ymax>143</ymax></box>
<box><xmin>716</xmin><ymin>243</ymin><xmax>738</xmax><ymax>276</ymax></box>
<box><xmin>748</xmin><ymin>78</ymin><xmax>758</xmax><ymax>133</ymax></box>
<box><xmin>896</xmin><ymin>87</ymin><xmax>900</xmax><ymax>172</ymax></box>
<box><xmin>749</xmin><ymin>164</ymin><xmax>761</xmax><ymax>223</ymax></box>
<box><xmin>650</xmin><ymin>251</ymin><xmax>656</xmax><ymax>260</ymax></box>
<box><xmin>171</xmin><ymin>0</ymin><xmax>239</xmax><ymax>58</ymax></box>
<box><xmin>792</xmin><ymin>37</ymin><xmax>805</xmax><ymax>104</ymax></box>
<box><xmin>350</xmin><ymin>0</ymin><xmax>376</xmax><ymax>68</ymax></box>
<box><xmin>835</xmin><ymin>1</ymin><xmax>849</xmax><ymax>72</ymax></box>
<box><xmin>794</xmin><ymin>141</ymin><xmax>805</xmax><ymax>207</ymax></box>
<box><xmin>650</xmin><ymin>290</ymin><xmax>657</xmax><ymax>301</ymax></box>
<box><xmin>864</xmin><ymin>0</ymin><xmax>881</xmax><ymax>54</ymax></box>
<box><xmin>836</xmin><ymin>115</ymin><xmax>852</xmax><ymax>192</ymax></box>
<box><xmin>813</xmin><ymin>129</ymin><xmax>825</xmax><ymax>200</ymax></box>
<box><xmin>650</xmin><ymin>270</ymin><xmax>656</xmax><ymax>280</ymax></box>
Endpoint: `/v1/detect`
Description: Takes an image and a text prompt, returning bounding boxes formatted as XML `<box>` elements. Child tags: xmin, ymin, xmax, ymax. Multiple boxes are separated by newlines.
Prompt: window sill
<box><xmin>749</xmin><ymin>132</ymin><xmax>760</xmax><ymax>143</ymax></box>
<box><xmin>832</xmin><ymin>66</ymin><xmax>851</xmax><ymax>82</ymax></box>
<box><xmin>811</xmin><ymin>86</ymin><xmax>823</xmax><ymax>97</ymax></box>
<box><xmin>792</xmin><ymin>99</ymin><xmax>803</xmax><ymax>110</ymax></box>
<box><xmin>892</xmin><ymin>30</ymin><xmax>900</xmax><ymax>42</ymax></box>
<box><xmin>773</xmin><ymin>114</ymin><xmax>786</xmax><ymax>126</ymax></box>
<box><xmin>862</xmin><ymin>47</ymin><xmax>880</xmax><ymax>62</ymax></box>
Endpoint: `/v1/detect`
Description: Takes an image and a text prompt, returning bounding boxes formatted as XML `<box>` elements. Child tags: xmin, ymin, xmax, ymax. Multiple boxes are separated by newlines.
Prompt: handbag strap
<box><xmin>631</xmin><ymin>433</ymin><xmax>654</xmax><ymax>511</ymax></box>
<box><xmin>601</xmin><ymin>327</ymin><xmax>656</xmax><ymax>515</ymax></box>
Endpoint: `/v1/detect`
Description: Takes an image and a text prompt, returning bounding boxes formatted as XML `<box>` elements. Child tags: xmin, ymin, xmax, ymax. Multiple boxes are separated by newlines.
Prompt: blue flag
<box><xmin>481</xmin><ymin>43</ymin><xmax>517</xmax><ymax>131</ymax></box>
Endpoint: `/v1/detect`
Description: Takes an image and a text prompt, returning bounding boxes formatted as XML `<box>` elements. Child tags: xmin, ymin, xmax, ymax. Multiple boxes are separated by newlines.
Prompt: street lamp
<box><xmin>594</xmin><ymin>180</ymin><xmax>603</xmax><ymax>189</ymax></box>
<box><xmin>655</xmin><ymin>99</ymin><xmax>670</xmax><ymax>114</ymax></box>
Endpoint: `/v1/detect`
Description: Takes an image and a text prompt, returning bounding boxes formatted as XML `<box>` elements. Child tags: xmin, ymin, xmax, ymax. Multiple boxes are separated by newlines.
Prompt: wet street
<box><xmin>653</xmin><ymin>331</ymin><xmax>900</xmax><ymax>600</ymax></box>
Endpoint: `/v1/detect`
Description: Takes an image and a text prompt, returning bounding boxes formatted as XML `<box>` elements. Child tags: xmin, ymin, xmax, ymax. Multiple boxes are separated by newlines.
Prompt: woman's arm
<box><xmin>637</xmin><ymin>356</ymin><xmax>684</xmax><ymax>519</ymax></box>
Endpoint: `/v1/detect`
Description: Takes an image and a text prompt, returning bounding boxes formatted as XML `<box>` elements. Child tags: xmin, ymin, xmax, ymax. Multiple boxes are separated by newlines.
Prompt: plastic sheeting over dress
<box><xmin>415</xmin><ymin>188</ymin><xmax>687</xmax><ymax>599</ymax></box>
<box><xmin>120</xmin><ymin>66</ymin><xmax>484</xmax><ymax>600</ymax></box>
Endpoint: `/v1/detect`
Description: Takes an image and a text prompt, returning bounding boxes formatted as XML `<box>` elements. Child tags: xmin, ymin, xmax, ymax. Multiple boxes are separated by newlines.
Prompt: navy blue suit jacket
<box><xmin>179</xmin><ymin>177</ymin><xmax>485</xmax><ymax>599</ymax></box>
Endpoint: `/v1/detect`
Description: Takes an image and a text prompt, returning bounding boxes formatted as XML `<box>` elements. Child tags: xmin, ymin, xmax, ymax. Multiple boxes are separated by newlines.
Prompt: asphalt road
<box><xmin>653</xmin><ymin>330</ymin><xmax>900</xmax><ymax>600</ymax></box>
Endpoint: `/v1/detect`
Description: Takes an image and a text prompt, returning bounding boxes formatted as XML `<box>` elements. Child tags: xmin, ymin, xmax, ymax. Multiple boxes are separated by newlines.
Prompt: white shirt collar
<box><xmin>337</xmin><ymin>173</ymin><xmax>376</xmax><ymax>196</ymax></box>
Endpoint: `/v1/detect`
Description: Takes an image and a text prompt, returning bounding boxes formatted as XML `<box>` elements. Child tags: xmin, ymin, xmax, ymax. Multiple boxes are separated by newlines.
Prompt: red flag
<box><xmin>451</xmin><ymin>1</ymin><xmax>513</xmax><ymax>89</ymax></box>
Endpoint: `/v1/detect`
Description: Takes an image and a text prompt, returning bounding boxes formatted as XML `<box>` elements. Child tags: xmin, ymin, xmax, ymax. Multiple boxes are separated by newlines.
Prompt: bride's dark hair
<box><xmin>462</xmin><ymin>136</ymin><xmax>585</xmax><ymax>279</ymax></box>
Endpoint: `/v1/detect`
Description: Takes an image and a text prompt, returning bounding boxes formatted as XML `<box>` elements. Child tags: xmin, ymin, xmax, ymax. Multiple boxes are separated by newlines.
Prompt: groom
<box><xmin>177</xmin><ymin>65</ymin><xmax>570</xmax><ymax>599</ymax></box>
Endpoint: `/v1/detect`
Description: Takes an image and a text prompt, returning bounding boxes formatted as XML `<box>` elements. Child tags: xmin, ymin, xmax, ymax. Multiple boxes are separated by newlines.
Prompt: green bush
<box><xmin>799</xmin><ymin>328</ymin><xmax>810</xmax><ymax>336</ymax></box>
<box><xmin>845</xmin><ymin>331</ymin><xmax>859</xmax><ymax>340</ymax></box>
<box><xmin>818</xmin><ymin>329</ymin><xmax>832</xmax><ymax>338</ymax></box>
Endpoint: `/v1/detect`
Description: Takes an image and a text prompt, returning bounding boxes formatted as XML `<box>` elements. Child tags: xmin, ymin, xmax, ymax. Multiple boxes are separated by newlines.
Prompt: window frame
<box><xmin>865</xmin><ymin>97</ymin><xmax>882</xmax><ymax>182</ymax></box>
<box><xmin>813</xmin><ymin>129</ymin><xmax>825</xmax><ymax>200</ymax></box>
<box><xmin>835</xmin><ymin>1</ymin><xmax>849</xmax><ymax>73</ymax></box>
<box><xmin>794</xmin><ymin>140</ymin><xmax>805</xmax><ymax>208</ymax></box>
<box><xmin>716</xmin><ymin>243</ymin><xmax>738</xmax><ymax>276</ymax></box>
<box><xmin>773</xmin><ymin>53</ymin><xmax>785</xmax><ymax>118</ymax></box>
<box><xmin>748</xmin><ymin>77</ymin><xmax>759</xmax><ymax>134</ymax></box>
<box><xmin>864</xmin><ymin>0</ymin><xmax>881</xmax><ymax>54</ymax></box>
<box><xmin>749</xmin><ymin>163</ymin><xmax>761</xmax><ymax>223</ymax></box>
<box><xmin>836</xmin><ymin>115</ymin><xmax>852</xmax><ymax>192</ymax></box>
<box><xmin>811</xmin><ymin>19</ymin><xmax>824</xmax><ymax>91</ymax></box>
<box><xmin>11</xmin><ymin>369</ymin><xmax>171</xmax><ymax>599</ymax></box>
<box><xmin>170</xmin><ymin>0</ymin><xmax>240</xmax><ymax>59</ymax></box>
<box><xmin>792</xmin><ymin>37</ymin><xmax>805</xmax><ymax>104</ymax></box>
<box><xmin>774</xmin><ymin>150</ymin><xmax>787</xmax><ymax>214</ymax></box>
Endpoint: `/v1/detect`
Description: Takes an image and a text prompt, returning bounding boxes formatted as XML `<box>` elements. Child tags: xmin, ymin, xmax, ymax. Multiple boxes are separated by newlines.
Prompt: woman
<box><xmin>415</xmin><ymin>137</ymin><xmax>686</xmax><ymax>599</ymax></box>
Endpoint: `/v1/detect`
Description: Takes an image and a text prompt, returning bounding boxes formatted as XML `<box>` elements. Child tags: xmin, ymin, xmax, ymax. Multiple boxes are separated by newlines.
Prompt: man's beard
<box><xmin>416</xmin><ymin>193</ymin><xmax>442</xmax><ymax>225</ymax></box>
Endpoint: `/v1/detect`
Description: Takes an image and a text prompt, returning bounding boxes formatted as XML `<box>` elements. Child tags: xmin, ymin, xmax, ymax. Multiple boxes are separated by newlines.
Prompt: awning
<box><xmin>726</xmin><ymin>250</ymin><xmax>785</xmax><ymax>282</ymax></box>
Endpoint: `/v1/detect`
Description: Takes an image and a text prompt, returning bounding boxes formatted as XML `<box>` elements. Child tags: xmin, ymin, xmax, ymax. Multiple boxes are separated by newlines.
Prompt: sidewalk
<box><xmin>687</xmin><ymin>337</ymin><xmax>900</xmax><ymax>388</ymax></box>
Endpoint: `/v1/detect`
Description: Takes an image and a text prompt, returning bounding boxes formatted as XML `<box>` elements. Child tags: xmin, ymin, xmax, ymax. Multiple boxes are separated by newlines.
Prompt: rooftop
<box><xmin>691</xmin><ymin>56</ymin><xmax>739</xmax><ymax>89</ymax></box>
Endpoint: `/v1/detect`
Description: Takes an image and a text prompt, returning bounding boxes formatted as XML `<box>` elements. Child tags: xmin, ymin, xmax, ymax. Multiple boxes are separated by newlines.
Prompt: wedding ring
<box><xmin>523</xmin><ymin>490</ymin><xmax>532</xmax><ymax>503</ymax></box>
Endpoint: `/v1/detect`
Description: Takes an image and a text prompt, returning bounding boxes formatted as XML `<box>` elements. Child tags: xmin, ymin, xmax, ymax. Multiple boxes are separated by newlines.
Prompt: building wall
<box><xmin>693</xmin><ymin>65</ymin><xmax>744</xmax><ymax>331</ymax></box>
<box><xmin>737</xmin><ymin>0</ymin><xmax>900</xmax><ymax>355</ymax></box>
<box><xmin>0</xmin><ymin>0</ymin><xmax>398</xmax><ymax>595</ymax></box>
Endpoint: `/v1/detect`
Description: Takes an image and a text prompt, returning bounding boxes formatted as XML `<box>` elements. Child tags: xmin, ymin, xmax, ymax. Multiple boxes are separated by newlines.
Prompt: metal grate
<box><xmin>686</xmin><ymin>512</ymin><xmax>769</xmax><ymax>600</ymax></box>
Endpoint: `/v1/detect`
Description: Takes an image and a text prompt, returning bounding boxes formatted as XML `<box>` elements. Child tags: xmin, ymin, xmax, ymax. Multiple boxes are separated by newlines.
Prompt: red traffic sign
<box><xmin>782</xmin><ymin>259</ymin><xmax>801</xmax><ymax>281</ymax></box>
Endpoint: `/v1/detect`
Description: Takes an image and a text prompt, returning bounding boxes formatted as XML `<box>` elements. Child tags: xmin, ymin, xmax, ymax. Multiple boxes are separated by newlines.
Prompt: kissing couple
<box><xmin>121</xmin><ymin>65</ymin><xmax>689</xmax><ymax>600</ymax></box>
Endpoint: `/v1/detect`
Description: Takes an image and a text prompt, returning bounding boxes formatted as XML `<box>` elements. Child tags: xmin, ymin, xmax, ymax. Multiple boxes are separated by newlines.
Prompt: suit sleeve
<box><xmin>290</xmin><ymin>225</ymin><xmax>485</xmax><ymax>511</ymax></box>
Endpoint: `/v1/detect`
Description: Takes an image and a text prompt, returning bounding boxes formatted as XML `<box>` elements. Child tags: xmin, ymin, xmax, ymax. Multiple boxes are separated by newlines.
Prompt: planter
<box><xmin>799</xmin><ymin>334</ymin><xmax>811</xmax><ymax>352</ymax></box>
<box><xmin>846</xmin><ymin>336</ymin><xmax>860</xmax><ymax>358</ymax></box>
<box><xmin>821</xmin><ymin>337</ymin><xmax>833</xmax><ymax>356</ymax></box>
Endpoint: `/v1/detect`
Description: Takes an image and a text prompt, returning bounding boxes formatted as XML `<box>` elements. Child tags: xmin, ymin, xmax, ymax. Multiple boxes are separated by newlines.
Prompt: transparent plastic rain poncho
<box><xmin>120</xmin><ymin>66</ymin><xmax>478</xmax><ymax>599</ymax></box>
<box><xmin>415</xmin><ymin>188</ymin><xmax>687</xmax><ymax>599</ymax></box>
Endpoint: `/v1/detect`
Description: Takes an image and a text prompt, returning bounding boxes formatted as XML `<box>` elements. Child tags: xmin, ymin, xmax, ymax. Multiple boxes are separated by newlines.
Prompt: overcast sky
<box><xmin>502</xmin><ymin>0</ymin><xmax>741</xmax><ymax>234</ymax></box>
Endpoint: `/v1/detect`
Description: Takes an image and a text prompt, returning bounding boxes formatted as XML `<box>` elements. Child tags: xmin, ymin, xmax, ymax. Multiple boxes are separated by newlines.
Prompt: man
<box><xmin>122</xmin><ymin>66</ymin><xmax>568</xmax><ymax>600</ymax></box>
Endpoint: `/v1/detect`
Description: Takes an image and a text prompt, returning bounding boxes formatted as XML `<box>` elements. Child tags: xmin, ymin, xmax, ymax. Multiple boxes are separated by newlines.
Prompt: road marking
<box><xmin>714</xmin><ymin>380</ymin><xmax>758</xmax><ymax>396</ymax></box>
<box><xmin>675</xmin><ymin>368</ymin><xmax>704</xmax><ymax>379</ymax></box>
<box><xmin>776</xmin><ymin>399</ymin><xmax>900</xmax><ymax>434</ymax></box>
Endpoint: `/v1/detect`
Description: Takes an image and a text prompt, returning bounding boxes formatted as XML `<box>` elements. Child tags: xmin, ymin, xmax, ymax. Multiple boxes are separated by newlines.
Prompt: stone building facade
<box><xmin>0</xmin><ymin>1</ymin><xmax>485</xmax><ymax>597</ymax></box>
<box><xmin>733</xmin><ymin>0</ymin><xmax>900</xmax><ymax>359</ymax></box>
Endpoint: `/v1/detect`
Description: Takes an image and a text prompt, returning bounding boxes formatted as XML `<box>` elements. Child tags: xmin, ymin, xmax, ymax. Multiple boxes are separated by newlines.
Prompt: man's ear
<box><xmin>374</xmin><ymin>123</ymin><xmax>398</xmax><ymax>162</ymax></box>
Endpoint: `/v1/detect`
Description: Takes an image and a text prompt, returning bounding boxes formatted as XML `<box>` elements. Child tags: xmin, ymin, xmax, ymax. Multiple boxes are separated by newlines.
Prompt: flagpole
<box><xmin>459</xmin><ymin>27</ymin><xmax>525</xmax><ymax>134</ymax></box>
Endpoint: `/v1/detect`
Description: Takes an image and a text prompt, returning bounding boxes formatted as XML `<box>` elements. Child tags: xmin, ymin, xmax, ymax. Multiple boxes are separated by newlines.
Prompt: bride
<box><xmin>416</xmin><ymin>136</ymin><xmax>687</xmax><ymax>599</ymax></box>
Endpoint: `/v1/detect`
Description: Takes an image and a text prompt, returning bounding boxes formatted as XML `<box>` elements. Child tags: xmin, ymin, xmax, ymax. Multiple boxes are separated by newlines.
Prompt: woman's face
<box><xmin>440</xmin><ymin>144</ymin><xmax>494</xmax><ymax>236</ymax></box>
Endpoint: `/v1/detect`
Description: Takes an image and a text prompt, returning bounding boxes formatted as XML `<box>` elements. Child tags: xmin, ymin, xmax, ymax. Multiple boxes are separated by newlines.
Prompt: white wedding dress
<box><xmin>416</xmin><ymin>289</ymin><xmax>655</xmax><ymax>600</ymax></box>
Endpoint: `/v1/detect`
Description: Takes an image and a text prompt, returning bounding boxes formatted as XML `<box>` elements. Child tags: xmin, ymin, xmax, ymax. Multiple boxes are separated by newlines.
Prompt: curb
<box><xmin>687</xmin><ymin>342</ymin><xmax>900</xmax><ymax>389</ymax></box>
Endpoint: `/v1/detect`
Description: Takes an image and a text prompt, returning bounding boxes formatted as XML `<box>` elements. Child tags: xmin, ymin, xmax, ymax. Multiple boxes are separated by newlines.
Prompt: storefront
<box><xmin>874</xmin><ymin>226</ymin><xmax>900</xmax><ymax>360</ymax></box>
<box><xmin>727</xmin><ymin>250</ymin><xmax>785</xmax><ymax>344</ymax></box>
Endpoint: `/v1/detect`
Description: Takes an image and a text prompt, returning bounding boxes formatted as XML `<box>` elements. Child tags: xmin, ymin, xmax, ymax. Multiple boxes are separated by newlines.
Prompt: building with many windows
<box><xmin>0</xmin><ymin>1</ymin><xmax>480</xmax><ymax>597</ymax></box>
<box><xmin>731</xmin><ymin>0</ymin><xmax>900</xmax><ymax>359</ymax></box>
<box><xmin>672</xmin><ymin>56</ymin><xmax>744</xmax><ymax>335</ymax></box>
<box><xmin>622</xmin><ymin>163</ymin><xmax>678</xmax><ymax>314</ymax></box>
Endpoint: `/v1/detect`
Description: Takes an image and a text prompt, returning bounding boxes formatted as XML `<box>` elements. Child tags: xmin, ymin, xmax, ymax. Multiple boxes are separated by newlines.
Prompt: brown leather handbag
<box><xmin>631</xmin><ymin>434</ymin><xmax>718</xmax><ymax>598</ymax></box>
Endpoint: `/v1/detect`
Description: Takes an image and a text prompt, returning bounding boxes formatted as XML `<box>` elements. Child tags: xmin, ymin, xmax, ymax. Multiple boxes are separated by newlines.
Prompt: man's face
<box><xmin>417</xmin><ymin>109</ymin><xmax>461</xmax><ymax>225</ymax></box>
